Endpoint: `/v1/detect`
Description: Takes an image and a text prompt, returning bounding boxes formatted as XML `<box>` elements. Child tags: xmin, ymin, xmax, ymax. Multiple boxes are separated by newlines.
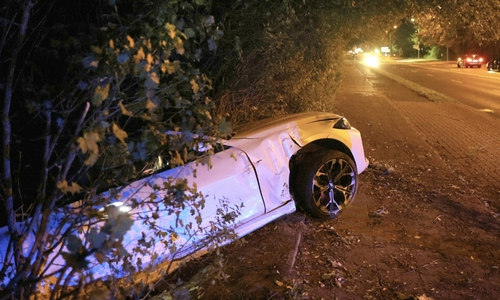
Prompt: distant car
<box><xmin>486</xmin><ymin>58</ymin><xmax>500</xmax><ymax>71</ymax></box>
<box><xmin>0</xmin><ymin>112</ymin><xmax>369</xmax><ymax>293</ymax></box>
<box><xmin>457</xmin><ymin>54</ymin><xmax>483</xmax><ymax>68</ymax></box>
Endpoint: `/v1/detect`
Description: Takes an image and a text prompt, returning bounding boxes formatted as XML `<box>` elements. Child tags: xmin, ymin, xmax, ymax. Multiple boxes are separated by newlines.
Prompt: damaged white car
<box><xmin>1</xmin><ymin>111</ymin><xmax>368</xmax><ymax>295</ymax></box>
<box><xmin>117</xmin><ymin>111</ymin><xmax>369</xmax><ymax>274</ymax></box>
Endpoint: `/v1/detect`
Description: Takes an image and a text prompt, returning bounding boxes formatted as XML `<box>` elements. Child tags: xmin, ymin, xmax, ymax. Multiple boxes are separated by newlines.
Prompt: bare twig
<box><xmin>284</xmin><ymin>223</ymin><xmax>303</xmax><ymax>279</ymax></box>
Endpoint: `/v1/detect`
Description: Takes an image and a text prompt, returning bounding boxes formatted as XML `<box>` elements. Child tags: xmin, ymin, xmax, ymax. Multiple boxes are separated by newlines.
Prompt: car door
<box><xmin>232</xmin><ymin>130</ymin><xmax>301</xmax><ymax>212</ymax></box>
<box><xmin>113</xmin><ymin>146</ymin><xmax>266</xmax><ymax>262</ymax></box>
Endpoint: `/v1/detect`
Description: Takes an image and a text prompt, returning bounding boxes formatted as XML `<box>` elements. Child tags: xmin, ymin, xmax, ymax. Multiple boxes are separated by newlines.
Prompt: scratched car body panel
<box><xmin>0</xmin><ymin>111</ymin><xmax>369</xmax><ymax>288</ymax></box>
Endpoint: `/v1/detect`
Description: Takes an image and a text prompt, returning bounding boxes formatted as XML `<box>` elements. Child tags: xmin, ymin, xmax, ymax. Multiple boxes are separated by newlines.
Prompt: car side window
<box><xmin>141</xmin><ymin>142</ymin><xmax>229</xmax><ymax>176</ymax></box>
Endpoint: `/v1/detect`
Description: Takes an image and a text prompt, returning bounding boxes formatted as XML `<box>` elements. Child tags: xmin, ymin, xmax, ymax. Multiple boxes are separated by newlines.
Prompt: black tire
<box><xmin>478</xmin><ymin>65</ymin><xmax>482</xmax><ymax>68</ymax></box>
<box><xmin>293</xmin><ymin>150</ymin><xmax>358</xmax><ymax>219</ymax></box>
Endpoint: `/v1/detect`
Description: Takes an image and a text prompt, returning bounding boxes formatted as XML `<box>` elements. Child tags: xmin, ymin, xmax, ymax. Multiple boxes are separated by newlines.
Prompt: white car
<box><xmin>118</xmin><ymin>111</ymin><xmax>368</xmax><ymax>274</ymax></box>
<box><xmin>1</xmin><ymin>111</ymin><xmax>368</xmax><ymax>294</ymax></box>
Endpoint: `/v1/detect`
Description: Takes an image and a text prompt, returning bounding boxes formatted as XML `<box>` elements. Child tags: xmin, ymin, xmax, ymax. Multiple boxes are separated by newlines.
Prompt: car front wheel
<box><xmin>293</xmin><ymin>150</ymin><xmax>358</xmax><ymax>219</ymax></box>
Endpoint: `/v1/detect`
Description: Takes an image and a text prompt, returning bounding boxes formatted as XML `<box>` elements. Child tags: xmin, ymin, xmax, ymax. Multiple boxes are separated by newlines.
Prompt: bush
<box><xmin>1</xmin><ymin>0</ymin><xmax>354</xmax><ymax>298</ymax></box>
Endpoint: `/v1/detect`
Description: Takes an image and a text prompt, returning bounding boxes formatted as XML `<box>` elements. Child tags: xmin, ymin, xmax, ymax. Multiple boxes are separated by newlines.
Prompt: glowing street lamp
<box><xmin>388</xmin><ymin>25</ymin><xmax>397</xmax><ymax>56</ymax></box>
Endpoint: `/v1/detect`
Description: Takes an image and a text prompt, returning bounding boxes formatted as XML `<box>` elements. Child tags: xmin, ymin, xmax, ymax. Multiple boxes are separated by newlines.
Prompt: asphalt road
<box><xmin>335</xmin><ymin>59</ymin><xmax>500</xmax><ymax>205</ymax></box>
<box><xmin>377</xmin><ymin>59</ymin><xmax>500</xmax><ymax>119</ymax></box>
<box><xmin>328</xmin><ymin>58</ymin><xmax>500</xmax><ymax>300</ymax></box>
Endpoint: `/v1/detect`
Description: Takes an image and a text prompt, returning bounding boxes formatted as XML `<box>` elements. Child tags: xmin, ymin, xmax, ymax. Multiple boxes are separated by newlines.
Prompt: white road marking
<box><xmin>426</xmin><ymin>74</ymin><xmax>434</xmax><ymax>76</ymax></box>
<box><xmin>450</xmin><ymin>79</ymin><xmax>463</xmax><ymax>83</ymax></box>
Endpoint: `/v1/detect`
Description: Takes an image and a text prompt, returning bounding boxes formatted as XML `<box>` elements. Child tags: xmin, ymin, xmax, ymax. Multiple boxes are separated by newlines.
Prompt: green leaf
<box><xmin>83</xmin><ymin>55</ymin><xmax>98</xmax><ymax>69</ymax></box>
<box><xmin>90</xmin><ymin>45</ymin><xmax>102</xmax><ymax>54</ymax></box>
<box><xmin>112</xmin><ymin>122</ymin><xmax>128</xmax><ymax>144</ymax></box>
<box><xmin>92</xmin><ymin>83</ymin><xmax>110</xmax><ymax>106</ymax></box>
<box><xmin>204</xmin><ymin>15</ymin><xmax>214</xmax><ymax>27</ymax></box>
<box><xmin>61</xmin><ymin>252</ymin><xmax>89</xmax><ymax>270</ymax></box>
<box><xmin>218</xmin><ymin>119</ymin><xmax>233</xmax><ymax>137</ymax></box>
<box><xmin>56</xmin><ymin>180</ymin><xmax>83</xmax><ymax>195</ymax></box>
<box><xmin>112</xmin><ymin>214</ymin><xmax>134</xmax><ymax>239</ymax></box>
<box><xmin>66</xmin><ymin>235</ymin><xmax>83</xmax><ymax>253</ymax></box>
<box><xmin>145</xmin><ymin>72</ymin><xmax>160</xmax><ymax>89</ymax></box>
<box><xmin>207</xmin><ymin>38</ymin><xmax>217</xmax><ymax>51</ymax></box>
<box><xmin>185</xmin><ymin>28</ymin><xmax>196</xmax><ymax>38</ymax></box>
<box><xmin>87</xmin><ymin>228</ymin><xmax>107</xmax><ymax>249</ymax></box>
<box><xmin>94</xmin><ymin>252</ymin><xmax>106</xmax><ymax>264</ymax></box>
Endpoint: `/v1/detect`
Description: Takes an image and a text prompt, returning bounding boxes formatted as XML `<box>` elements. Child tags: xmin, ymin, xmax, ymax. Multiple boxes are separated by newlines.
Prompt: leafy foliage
<box><xmin>412</xmin><ymin>0</ymin><xmax>500</xmax><ymax>55</ymax></box>
<box><xmin>0</xmin><ymin>0</ymin><xmax>238</xmax><ymax>298</ymax></box>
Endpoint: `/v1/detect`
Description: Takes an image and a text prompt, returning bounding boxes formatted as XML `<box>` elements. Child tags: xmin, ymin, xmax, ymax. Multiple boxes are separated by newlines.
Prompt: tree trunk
<box><xmin>1</xmin><ymin>0</ymin><xmax>35</xmax><ymax>296</ymax></box>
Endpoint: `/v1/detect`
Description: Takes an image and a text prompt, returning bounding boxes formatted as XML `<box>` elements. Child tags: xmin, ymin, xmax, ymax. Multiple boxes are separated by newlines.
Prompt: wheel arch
<box><xmin>291</xmin><ymin>138</ymin><xmax>355</xmax><ymax>165</ymax></box>
<box><xmin>288</xmin><ymin>138</ymin><xmax>356</xmax><ymax>197</ymax></box>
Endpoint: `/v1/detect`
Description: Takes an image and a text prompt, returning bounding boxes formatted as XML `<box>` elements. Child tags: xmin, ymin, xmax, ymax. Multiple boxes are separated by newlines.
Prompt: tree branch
<box><xmin>1</xmin><ymin>0</ymin><xmax>34</xmax><ymax>250</ymax></box>
<box><xmin>1</xmin><ymin>2</ymin><xmax>37</xmax><ymax>294</ymax></box>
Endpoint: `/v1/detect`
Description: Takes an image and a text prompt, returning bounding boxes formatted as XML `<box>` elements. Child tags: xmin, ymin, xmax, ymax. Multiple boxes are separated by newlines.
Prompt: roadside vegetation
<box><xmin>1</xmin><ymin>0</ymin><xmax>499</xmax><ymax>299</ymax></box>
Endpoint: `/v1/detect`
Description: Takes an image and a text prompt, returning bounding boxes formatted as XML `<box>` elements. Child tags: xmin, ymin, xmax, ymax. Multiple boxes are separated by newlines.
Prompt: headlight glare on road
<box><xmin>363</xmin><ymin>55</ymin><xmax>379</xmax><ymax>67</ymax></box>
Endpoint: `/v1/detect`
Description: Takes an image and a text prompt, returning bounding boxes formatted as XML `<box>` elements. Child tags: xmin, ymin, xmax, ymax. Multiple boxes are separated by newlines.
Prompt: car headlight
<box><xmin>363</xmin><ymin>55</ymin><xmax>379</xmax><ymax>67</ymax></box>
<box><xmin>333</xmin><ymin>117</ymin><xmax>352</xmax><ymax>129</ymax></box>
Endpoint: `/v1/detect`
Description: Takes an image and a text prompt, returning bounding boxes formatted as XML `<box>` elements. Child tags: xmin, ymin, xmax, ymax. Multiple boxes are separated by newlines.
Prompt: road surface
<box><xmin>378</xmin><ymin>59</ymin><xmax>500</xmax><ymax>119</ymax></box>
<box><xmin>337</xmin><ymin>59</ymin><xmax>500</xmax><ymax>200</ymax></box>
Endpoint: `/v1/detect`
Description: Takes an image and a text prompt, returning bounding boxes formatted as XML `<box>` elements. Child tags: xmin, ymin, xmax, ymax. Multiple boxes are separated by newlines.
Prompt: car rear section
<box><xmin>457</xmin><ymin>54</ymin><xmax>483</xmax><ymax>68</ymax></box>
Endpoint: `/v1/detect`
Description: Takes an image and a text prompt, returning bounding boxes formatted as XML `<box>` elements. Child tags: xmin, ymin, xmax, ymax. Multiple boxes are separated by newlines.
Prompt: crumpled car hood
<box><xmin>231</xmin><ymin>112</ymin><xmax>342</xmax><ymax>138</ymax></box>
